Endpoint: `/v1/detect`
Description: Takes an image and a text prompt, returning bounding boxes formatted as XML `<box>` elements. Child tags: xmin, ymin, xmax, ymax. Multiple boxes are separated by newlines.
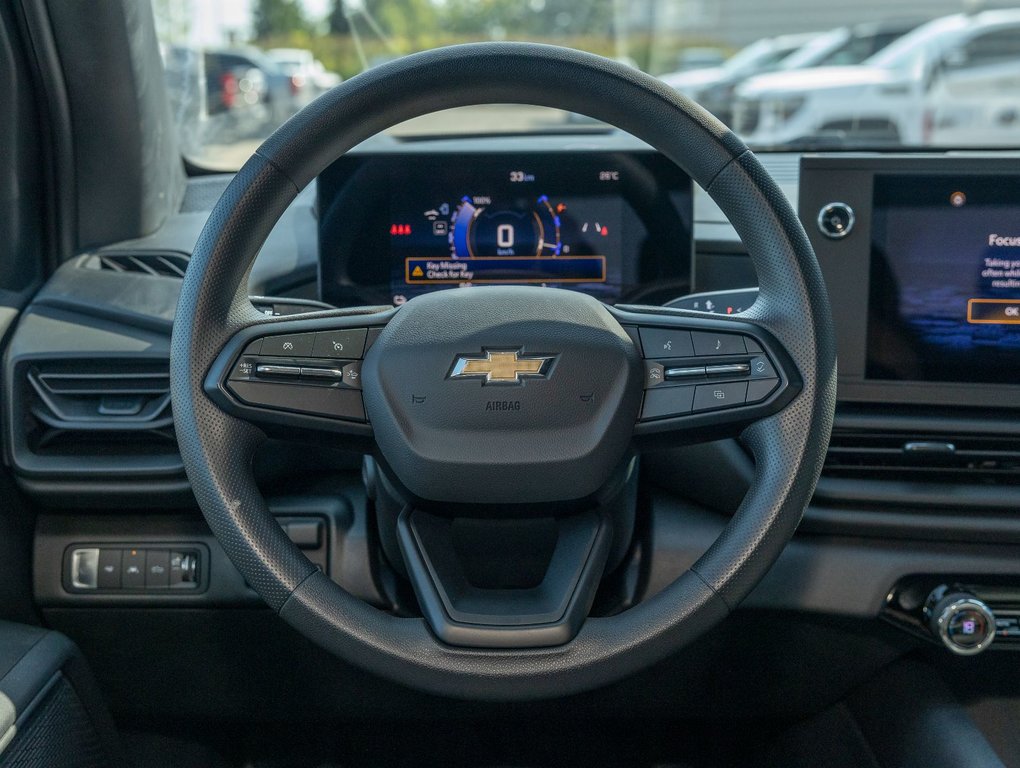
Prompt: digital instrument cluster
<box><xmin>317</xmin><ymin>152</ymin><xmax>694</xmax><ymax>308</ymax></box>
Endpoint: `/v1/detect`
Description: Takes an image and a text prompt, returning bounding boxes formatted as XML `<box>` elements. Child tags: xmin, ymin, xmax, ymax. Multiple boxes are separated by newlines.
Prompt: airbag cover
<box><xmin>362</xmin><ymin>287</ymin><xmax>641</xmax><ymax>503</ymax></box>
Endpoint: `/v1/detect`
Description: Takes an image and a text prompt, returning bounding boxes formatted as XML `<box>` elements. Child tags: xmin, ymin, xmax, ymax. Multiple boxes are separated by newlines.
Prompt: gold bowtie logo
<box><xmin>448</xmin><ymin>349</ymin><xmax>555</xmax><ymax>385</ymax></box>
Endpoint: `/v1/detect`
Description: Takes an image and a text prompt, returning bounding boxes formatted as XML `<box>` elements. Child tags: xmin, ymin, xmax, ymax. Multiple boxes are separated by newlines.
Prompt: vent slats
<box><xmin>25</xmin><ymin>363</ymin><xmax>176</xmax><ymax>457</ymax></box>
<box><xmin>76</xmin><ymin>251</ymin><xmax>190</xmax><ymax>279</ymax></box>
<box><xmin>824</xmin><ymin>429</ymin><xmax>1020</xmax><ymax>485</ymax></box>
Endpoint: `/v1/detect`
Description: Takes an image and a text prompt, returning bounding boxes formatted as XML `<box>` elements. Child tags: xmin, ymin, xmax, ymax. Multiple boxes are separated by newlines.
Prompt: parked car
<box><xmin>660</xmin><ymin>32</ymin><xmax>819</xmax><ymax>125</ymax></box>
<box><xmin>733</xmin><ymin>10</ymin><xmax>1020</xmax><ymax>147</ymax></box>
<box><xmin>777</xmin><ymin>19</ymin><xmax>917</xmax><ymax>70</ymax></box>
<box><xmin>268</xmin><ymin>48</ymin><xmax>342</xmax><ymax>108</ymax></box>
<box><xmin>211</xmin><ymin>48</ymin><xmax>300</xmax><ymax>127</ymax></box>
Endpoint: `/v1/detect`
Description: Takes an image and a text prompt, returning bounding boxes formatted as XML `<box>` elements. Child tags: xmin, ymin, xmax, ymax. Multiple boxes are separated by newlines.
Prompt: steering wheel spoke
<box><xmin>611</xmin><ymin>306</ymin><xmax>801</xmax><ymax>446</ymax></box>
<box><xmin>204</xmin><ymin>310</ymin><xmax>394</xmax><ymax>442</ymax></box>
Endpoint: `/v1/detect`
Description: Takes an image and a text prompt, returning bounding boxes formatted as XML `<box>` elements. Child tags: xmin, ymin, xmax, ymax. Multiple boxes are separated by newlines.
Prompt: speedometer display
<box><xmin>317</xmin><ymin>151</ymin><xmax>694</xmax><ymax>308</ymax></box>
<box><xmin>389</xmin><ymin>164</ymin><xmax>626</xmax><ymax>302</ymax></box>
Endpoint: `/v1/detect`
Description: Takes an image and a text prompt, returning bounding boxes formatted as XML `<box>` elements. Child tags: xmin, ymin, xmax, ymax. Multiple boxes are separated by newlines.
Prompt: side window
<box><xmin>953</xmin><ymin>27</ymin><xmax>1020</xmax><ymax>70</ymax></box>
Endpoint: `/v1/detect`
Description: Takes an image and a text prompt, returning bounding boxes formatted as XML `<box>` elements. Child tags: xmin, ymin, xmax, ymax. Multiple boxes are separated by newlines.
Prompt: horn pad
<box><xmin>362</xmin><ymin>287</ymin><xmax>642</xmax><ymax>504</ymax></box>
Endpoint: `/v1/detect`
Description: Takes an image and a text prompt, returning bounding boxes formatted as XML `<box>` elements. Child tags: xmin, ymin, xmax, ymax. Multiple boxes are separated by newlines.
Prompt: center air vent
<box><xmin>75</xmin><ymin>250</ymin><xmax>190</xmax><ymax>278</ymax></box>
<box><xmin>23</xmin><ymin>362</ymin><xmax>175</xmax><ymax>458</ymax></box>
<box><xmin>824</xmin><ymin>429</ymin><xmax>1020</xmax><ymax>485</ymax></box>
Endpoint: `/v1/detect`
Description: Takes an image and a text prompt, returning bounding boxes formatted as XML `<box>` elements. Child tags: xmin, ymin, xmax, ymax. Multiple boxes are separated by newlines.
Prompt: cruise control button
<box><xmin>312</xmin><ymin>329</ymin><xmax>367</xmax><ymax>359</ymax></box>
<box><xmin>261</xmin><ymin>333</ymin><xmax>314</xmax><ymax>357</ymax></box>
<box><xmin>639</xmin><ymin>328</ymin><xmax>694</xmax><ymax>359</ymax></box>
<box><xmin>256</xmin><ymin>364</ymin><xmax>302</xmax><ymax>378</ymax></box>
<box><xmin>693</xmin><ymin>381</ymin><xmax>747</xmax><ymax>412</ymax></box>
<box><xmin>229</xmin><ymin>380</ymin><xmax>366</xmax><ymax>421</ymax></box>
<box><xmin>691</xmin><ymin>331</ymin><xmax>746</xmax><ymax>356</ymax></box>
<box><xmin>748</xmin><ymin>355</ymin><xmax>777</xmax><ymax>379</ymax></box>
<box><xmin>746</xmin><ymin>378</ymin><xmax>779</xmax><ymax>403</ymax></box>
<box><xmin>641</xmin><ymin>385</ymin><xmax>695</xmax><ymax>420</ymax></box>
<box><xmin>229</xmin><ymin>357</ymin><xmax>257</xmax><ymax>381</ymax></box>
<box><xmin>342</xmin><ymin>361</ymin><xmax>363</xmax><ymax>389</ymax></box>
<box><xmin>300</xmin><ymin>366</ymin><xmax>344</xmax><ymax>380</ymax></box>
<box><xmin>645</xmin><ymin>361</ymin><xmax>665</xmax><ymax>388</ymax></box>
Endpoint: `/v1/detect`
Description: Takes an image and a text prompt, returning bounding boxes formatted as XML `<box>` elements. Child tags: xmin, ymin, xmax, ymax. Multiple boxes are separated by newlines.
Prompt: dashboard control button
<box><xmin>644</xmin><ymin>361</ymin><xmax>665</xmax><ymax>387</ymax></box>
<box><xmin>261</xmin><ymin>333</ymin><xmax>315</xmax><ymax>357</ymax></box>
<box><xmin>256</xmin><ymin>364</ymin><xmax>302</xmax><ymax>378</ymax></box>
<box><xmin>229</xmin><ymin>380</ymin><xmax>366</xmax><ymax>422</ymax></box>
<box><xmin>748</xmin><ymin>355</ymin><xmax>776</xmax><ymax>379</ymax></box>
<box><xmin>70</xmin><ymin>548</ymin><xmax>100</xmax><ymax>589</ymax></box>
<box><xmin>817</xmin><ymin>202</ymin><xmax>855</xmax><ymax>239</ymax></box>
<box><xmin>928</xmin><ymin>591</ymin><xmax>996</xmax><ymax>656</ymax></box>
<box><xmin>342</xmin><ymin>361</ymin><xmax>363</xmax><ymax>389</ymax></box>
<box><xmin>746</xmin><ymin>378</ymin><xmax>779</xmax><ymax>403</ymax></box>
<box><xmin>300</xmin><ymin>366</ymin><xmax>344</xmax><ymax>380</ymax></box>
<box><xmin>312</xmin><ymin>329</ymin><xmax>367</xmax><ymax>359</ymax></box>
<box><xmin>704</xmin><ymin>363</ymin><xmax>750</xmax><ymax>377</ymax></box>
<box><xmin>145</xmin><ymin>550</ymin><xmax>170</xmax><ymax>589</ymax></box>
<box><xmin>639</xmin><ymin>328</ymin><xmax>694</xmax><ymax>359</ymax></box>
<box><xmin>123</xmin><ymin>549</ymin><xmax>146</xmax><ymax>588</ymax></box>
<box><xmin>243</xmin><ymin>339</ymin><xmax>263</xmax><ymax>355</ymax></box>
<box><xmin>665</xmin><ymin>366</ymin><xmax>706</xmax><ymax>380</ymax></box>
<box><xmin>693</xmin><ymin>382</ymin><xmax>747</xmax><ymax>412</ymax></box>
<box><xmin>744</xmin><ymin>337</ymin><xmax>763</xmax><ymax>354</ymax></box>
<box><xmin>641</xmin><ymin>386</ymin><xmax>695</xmax><ymax>420</ymax></box>
<box><xmin>229</xmin><ymin>357</ymin><xmax>257</xmax><ymax>381</ymax></box>
<box><xmin>691</xmin><ymin>331</ymin><xmax>746</xmax><ymax>356</ymax></box>
<box><xmin>170</xmin><ymin>551</ymin><xmax>199</xmax><ymax>588</ymax></box>
<box><xmin>97</xmin><ymin>549</ymin><xmax>122</xmax><ymax>589</ymax></box>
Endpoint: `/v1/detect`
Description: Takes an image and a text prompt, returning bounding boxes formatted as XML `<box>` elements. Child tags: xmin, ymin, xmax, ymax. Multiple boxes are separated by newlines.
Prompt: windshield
<box><xmin>154</xmin><ymin>1</ymin><xmax>1020</xmax><ymax>168</ymax></box>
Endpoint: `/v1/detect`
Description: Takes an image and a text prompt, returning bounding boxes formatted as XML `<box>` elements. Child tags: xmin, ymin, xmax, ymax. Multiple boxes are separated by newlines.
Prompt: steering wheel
<box><xmin>170</xmin><ymin>43</ymin><xmax>836</xmax><ymax>701</ymax></box>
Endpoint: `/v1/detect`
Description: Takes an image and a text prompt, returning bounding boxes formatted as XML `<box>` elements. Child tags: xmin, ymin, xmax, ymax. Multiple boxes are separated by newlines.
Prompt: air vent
<box><xmin>24</xmin><ymin>362</ymin><xmax>175</xmax><ymax>458</ymax></box>
<box><xmin>824</xmin><ymin>429</ymin><xmax>1020</xmax><ymax>485</ymax></box>
<box><xmin>76</xmin><ymin>250</ymin><xmax>190</xmax><ymax>278</ymax></box>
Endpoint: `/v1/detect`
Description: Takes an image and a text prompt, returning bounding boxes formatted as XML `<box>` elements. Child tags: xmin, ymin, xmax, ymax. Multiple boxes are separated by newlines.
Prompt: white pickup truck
<box><xmin>733</xmin><ymin>10</ymin><xmax>1020</xmax><ymax>148</ymax></box>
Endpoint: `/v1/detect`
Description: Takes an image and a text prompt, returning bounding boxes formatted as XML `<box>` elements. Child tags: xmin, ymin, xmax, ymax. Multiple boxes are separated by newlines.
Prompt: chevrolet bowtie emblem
<box><xmin>448</xmin><ymin>349</ymin><xmax>555</xmax><ymax>385</ymax></box>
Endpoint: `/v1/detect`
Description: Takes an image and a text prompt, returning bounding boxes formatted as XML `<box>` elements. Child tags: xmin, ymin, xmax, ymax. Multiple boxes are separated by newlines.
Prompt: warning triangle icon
<box><xmin>411</xmin><ymin>266</ymin><xmax>424</xmax><ymax>277</ymax></box>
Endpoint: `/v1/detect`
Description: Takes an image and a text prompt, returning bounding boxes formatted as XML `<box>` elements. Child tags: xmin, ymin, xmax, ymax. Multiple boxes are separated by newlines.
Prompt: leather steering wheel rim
<box><xmin>170</xmin><ymin>42</ymin><xmax>837</xmax><ymax>701</ymax></box>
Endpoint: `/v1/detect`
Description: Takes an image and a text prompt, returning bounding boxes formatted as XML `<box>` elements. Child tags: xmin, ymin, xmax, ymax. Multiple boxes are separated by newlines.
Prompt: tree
<box><xmin>328</xmin><ymin>0</ymin><xmax>351</xmax><ymax>36</ymax></box>
<box><xmin>253</xmin><ymin>0</ymin><xmax>309</xmax><ymax>40</ymax></box>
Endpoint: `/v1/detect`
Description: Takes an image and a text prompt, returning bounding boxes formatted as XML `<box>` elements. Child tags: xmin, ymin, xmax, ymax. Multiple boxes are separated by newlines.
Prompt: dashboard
<box><xmin>317</xmin><ymin>149</ymin><xmax>694</xmax><ymax>308</ymax></box>
<box><xmin>10</xmin><ymin>133</ymin><xmax>1020</xmax><ymax>725</ymax></box>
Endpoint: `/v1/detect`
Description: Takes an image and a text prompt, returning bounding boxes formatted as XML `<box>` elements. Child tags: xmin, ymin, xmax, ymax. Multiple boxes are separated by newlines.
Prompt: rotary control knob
<box><xmin>926</xmin><ymin>588</ymin><xmax>995</xmax><ymax>656</ymax></box>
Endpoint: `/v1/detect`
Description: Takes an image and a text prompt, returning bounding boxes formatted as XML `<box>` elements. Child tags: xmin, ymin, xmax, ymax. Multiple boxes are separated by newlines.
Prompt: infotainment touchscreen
<box><xmin>867</xmin><ymin>174</ymin><xmax>1020</xmax><ymax>385</ymax></box>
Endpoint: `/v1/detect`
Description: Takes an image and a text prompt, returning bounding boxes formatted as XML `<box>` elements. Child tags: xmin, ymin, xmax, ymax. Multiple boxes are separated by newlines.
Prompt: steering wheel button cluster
<box><xmin>692</xmin><ymin>381</ymin><xmax>748</xmax><ymax>412</ymax></box>
<box><xmin>638</xmin><ymin>327</ymin><xmax>694</xmax><ymax>358</ymax></box>
<box><xmin>691</xmin><ymin>331</ymin><xmax>746</xmax><ymax>356</ymax></box>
